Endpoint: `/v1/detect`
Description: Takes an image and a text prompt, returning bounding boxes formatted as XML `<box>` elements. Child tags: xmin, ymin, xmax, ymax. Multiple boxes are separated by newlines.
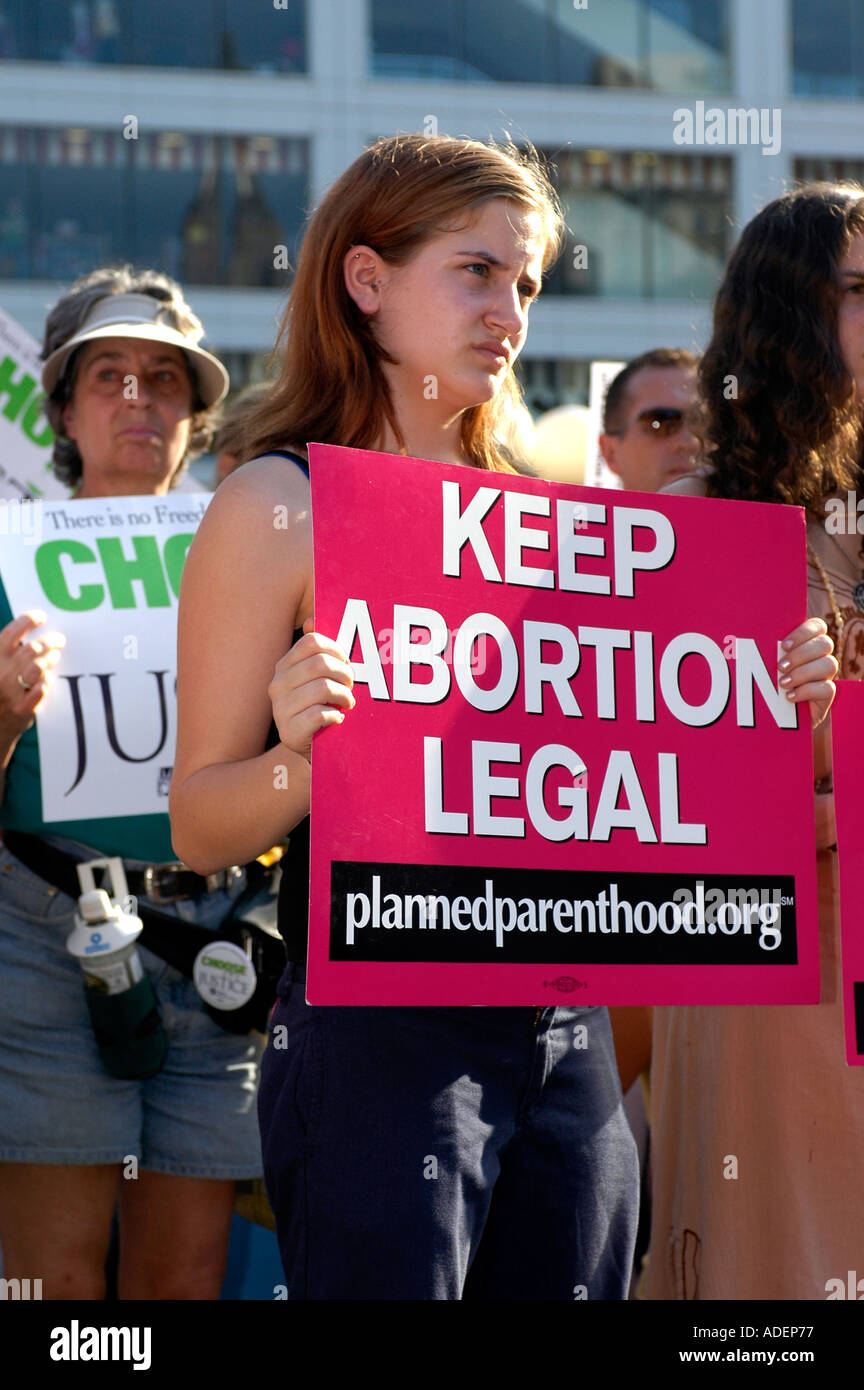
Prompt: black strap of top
<box><xmin>261</xmin><ymin>453</ymin><xmax>312</xmax><ymax>956</ymax></box>
<box><xmin>264</xmin><ymin>454</ymin><xmax>312</xmax><ymax>959</ymax></box>
<box><xmin>267</xmin><ymin>447</ymin><xmax>309</xmax><ymax>478</ymax></box>
<box><xmin>267</xmin><ymin>629</ymin><xmax>310</xmax><ymax>963</ymax></box>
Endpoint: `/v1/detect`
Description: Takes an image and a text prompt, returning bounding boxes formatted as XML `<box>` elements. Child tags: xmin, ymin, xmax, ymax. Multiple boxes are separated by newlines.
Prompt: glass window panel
<box><xmin>222</xmin><ymin>0</ymin><xmax>305</xmax><ymax>73</ymax></box>
<box><xmin>4</xmin><ymin>0</ymin><xmax>306</xmax><ymax>71</ymax></box>
<box><xmin>645</xmin><ymin>0</ymin><xmax>730</xmax><ymax>91</ymax></box>
<box><xmin>34</xmin><ymin>0</ymin><xmax>128</xmax><ymax>65</ymax></box>
<box><xmin>217</xmin><ymin>352</ymin><xmax>273</xmax><ymax>393</ymax></box>
<box><xmin>1</xmin><ymin>126</ymin><xmax>309</xmax><ymax>286</ymax></box>
<box><xmin>553</xmin><ymin>0</ymin><xmax>644</xmax><ymax>88</ymax></box>
<box><xmin>792</xmin><ymin>0</ymin><xmax>864</xmax><ymax>98</ymax></box>
<box><xmin>0</xmin><ymin>166</ymin><xmax>33</xmax><ymax>277</ymax></box>
<box><xmin>793</xmin><ymin>156</ymin><xmax>864</xmax><ymax>187</ymax></box>
<box><xmin>129</xmin><ymin>138</ymin><xmax>307</xmax><ymax>286</ymax></box>
<box><xmin>650</xmin><ymin>190</ymin><xmax>727</xmax><ymax>299</ymax></box>
<box><xmin>517</xmin><ymin>358</ymin><xmax>590</xmax><ymax>413</ymax></box>
<box><xmin>369</xmin><ymin>0</ymin><xmax>729</xmax><ymax>89</ymax></box>
<box><xmin>547</xmin><ymin>149</ymin><xmax>730</xmax><ymax>299</ymax></box>
<box><xmin>126</xmin><ymin>1</ymin><xmax>218</xmax><ymax>69</ymax></box>
<box><xmin>129</xmin><ymin>163</ymin><xmax>209</xmax><ymax>284</ymax></box>
<box><xmin>562</xmin><ymin>188</ymin><xmax>647</xmax><ymax>297</ymax></box>
<box><xmin>0</xmin><ymin>0</ymin><xmax>35</xmax><ymax>59</ymax></box>
<box><xmin>463</xmin><ymin>0</ymin><xmax>552</xmax><ymax>84</ymax></box>
<box><xmin>33</xmin><ymin>162</ymin><xmax>125</xmax><ymax>280</ymax></box>
<box><xmin>225</xmin><ymin>139</ymin><xmax>307</xmax><ymax>287</ymax></box>
<box><xmin>370</xmin><ymin>0</ymin><xmax>463</xmax><ymax>80</ymax></box>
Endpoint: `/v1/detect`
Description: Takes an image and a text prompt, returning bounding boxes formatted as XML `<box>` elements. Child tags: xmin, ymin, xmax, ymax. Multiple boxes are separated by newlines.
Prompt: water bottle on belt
<box><xmin>66</xmin><ymin>857</ymin><xmax>167</xmax><ymax>1080</ymax></box>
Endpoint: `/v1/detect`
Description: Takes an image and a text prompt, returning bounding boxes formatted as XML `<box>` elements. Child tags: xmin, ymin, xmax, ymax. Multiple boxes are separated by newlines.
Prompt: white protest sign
<box><xmin>0</xmin><ymin>494</ymin><xmax>210</xmax><ymax>820</ymax></box>
<box><xmin>0</xmin><ymin>303</ymin><xmax>69</xmax><ymax>501</ymax></box>
<box><xmin>586</xmin><ymin>359</ymin><xmax>625</xmax><ymax>490</ymax></box>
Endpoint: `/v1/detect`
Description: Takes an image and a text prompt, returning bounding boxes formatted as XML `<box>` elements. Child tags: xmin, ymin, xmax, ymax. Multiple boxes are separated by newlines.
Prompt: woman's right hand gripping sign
<box><xmin>268</xmin><ymin>617</ymin><xmax>355</xmax><ymax>764</ymax></box>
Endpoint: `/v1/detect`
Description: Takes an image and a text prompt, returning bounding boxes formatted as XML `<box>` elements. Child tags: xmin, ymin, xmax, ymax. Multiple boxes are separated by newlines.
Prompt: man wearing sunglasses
<box><xmin>599</xmin><ymin>347</ymin><xmax>699</xmax><ymax>493</ymax></box>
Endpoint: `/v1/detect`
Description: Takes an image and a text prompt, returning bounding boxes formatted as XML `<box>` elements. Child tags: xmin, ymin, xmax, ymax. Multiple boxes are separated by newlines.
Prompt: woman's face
<box><xmin>836</xmin><ymin>230</ymin><xmax>864</xmax><ymax>398</ymax></box>
<box><xmin>368</xmin><ymin>198</ymin><xmax>545</xmax><ymax>416</ymax></box>
<box><xmin>62</xmin><ymin>336</ymin><xmax>195</xmax><ymax>497</ymax></box>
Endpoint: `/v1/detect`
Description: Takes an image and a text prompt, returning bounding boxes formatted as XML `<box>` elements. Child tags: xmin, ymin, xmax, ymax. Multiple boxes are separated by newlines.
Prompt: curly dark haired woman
<box><xmin>645</xmin><ymin>183</ymin><xmax>863</xmax><ymax>1300</ymax></box>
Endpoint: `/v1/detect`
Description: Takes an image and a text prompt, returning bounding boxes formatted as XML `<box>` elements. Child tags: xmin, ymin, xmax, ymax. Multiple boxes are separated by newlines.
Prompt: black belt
<box><xmin>3</xmin><ymin>830</ymin><xmax>286</xmax><ymax>1035</ymax></box>
<box><xmin>3</xmin><ymin>830</ymin><xmax>243</xmax><ymax>905</ymax></box>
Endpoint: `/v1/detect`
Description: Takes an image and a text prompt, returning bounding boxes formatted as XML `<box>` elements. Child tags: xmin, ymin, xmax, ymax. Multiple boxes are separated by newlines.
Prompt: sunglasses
<box><xmin>611</xmin><ymin>407</ymin><xmax>687</xmax><ymax>439</ymax></box>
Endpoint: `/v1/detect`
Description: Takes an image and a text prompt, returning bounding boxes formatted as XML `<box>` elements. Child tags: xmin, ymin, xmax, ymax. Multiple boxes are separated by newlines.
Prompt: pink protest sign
<box><xmin>307</xmin><ymin>444</ymin><xmax>819</xmax><ymax>1006</ymax></box>
<box><xmin>829</xmin><ymin>681</ymin><xmax>864</xmax><ymax>1065</ymax></box>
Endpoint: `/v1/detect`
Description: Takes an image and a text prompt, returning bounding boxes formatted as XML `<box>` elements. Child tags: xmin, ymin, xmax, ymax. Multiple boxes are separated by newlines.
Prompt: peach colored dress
<box><xmin>644</xmin><ymin>523</ymin><xmax>864</xmax><ymax>1300</ymax></box>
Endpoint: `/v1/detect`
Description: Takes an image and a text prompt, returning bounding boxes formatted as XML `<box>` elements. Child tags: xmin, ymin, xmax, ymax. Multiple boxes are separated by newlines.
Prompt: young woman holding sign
<box><xmin>645</xmin><ymin>183</ymin><xmax>864</xmax><ymax>1300</ymax></box>
<box><xmin>171</xmin><ymin>135</ymin><xmax>836</xmax><ymax>1300</ymax></box>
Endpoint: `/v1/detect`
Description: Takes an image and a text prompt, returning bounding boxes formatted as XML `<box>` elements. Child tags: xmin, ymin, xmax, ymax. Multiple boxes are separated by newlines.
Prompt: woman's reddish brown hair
<box><xmin>241</xmin><ymin>133</ymin><xmax>564</xmax><ymax>472</ymax></box>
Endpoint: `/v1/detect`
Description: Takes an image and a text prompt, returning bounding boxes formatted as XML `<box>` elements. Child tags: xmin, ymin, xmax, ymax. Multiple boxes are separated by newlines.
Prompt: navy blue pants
<box><xmin>258</xmin><ymin>964</ymin><xmax>639</xmax><ymax>1300</ymax></box>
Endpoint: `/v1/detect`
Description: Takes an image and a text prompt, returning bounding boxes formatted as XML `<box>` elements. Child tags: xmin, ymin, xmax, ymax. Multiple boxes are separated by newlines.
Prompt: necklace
<box><xmin>823</xmin><ymin>527</ymin><xmax>864</xmax><ymax>611</ymax></box>
<box><xmin>807</xmin><ymin>542</ymin><xmax>846</xmax><ymax>671</ymax></box>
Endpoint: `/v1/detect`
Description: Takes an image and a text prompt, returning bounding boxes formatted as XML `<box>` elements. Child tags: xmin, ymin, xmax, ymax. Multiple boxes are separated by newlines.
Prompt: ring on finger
<box><xmin>16</xmin><ymin>672</ymin><xmax>33</xmax><ymax>691</ymax></box>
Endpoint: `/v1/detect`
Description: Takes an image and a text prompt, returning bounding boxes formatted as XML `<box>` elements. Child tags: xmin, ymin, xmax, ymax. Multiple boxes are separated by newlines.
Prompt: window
<box><xmin>370</xmin><ymin>0</ymin><xmax>730</xmax><ymax>91</ymax></box>
<box><xmin>544</xmin><ymin>148</ymin><xmax>732</xmax><ymax>300</ymax></box>
<box><xmin>517</xmin><ymin>357</ymin><xmax>590</xmax><ymax>414</ymax></box>
<box><xmin>0</xmin><ymin>0</ymin><xmax>306</xmax><ymax>72</ymax></box>
<box><xmin>794</xmin><ymin>157</ymin><xmax>864</xmax><ymax>187</ymax></box>
<box><xmin>0</xmin><ymin>128</ymin><xmax>309</xmax><ymax>286</ymax></box>
<box><xmin>792</xmin><ymin>0</ymin><xmax>864</xmax><ymax>98</ymax></box>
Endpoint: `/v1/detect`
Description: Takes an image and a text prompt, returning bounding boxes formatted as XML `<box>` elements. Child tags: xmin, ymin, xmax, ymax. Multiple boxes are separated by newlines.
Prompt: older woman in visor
<box><xmin>0</xmin><ymin>267</ymin><xmax>265</xmax><ymax>1300</ymax></box>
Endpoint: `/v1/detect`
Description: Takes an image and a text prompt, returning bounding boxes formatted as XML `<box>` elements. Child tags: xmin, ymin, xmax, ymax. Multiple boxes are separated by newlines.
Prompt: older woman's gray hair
<box><xmin>42</xmin><ymin>266</ymin><xmax>222</xmax><ymax>490</ymax></box>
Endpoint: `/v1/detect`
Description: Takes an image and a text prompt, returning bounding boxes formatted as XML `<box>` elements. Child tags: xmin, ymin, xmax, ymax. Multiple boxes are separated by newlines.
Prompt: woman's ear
<box><xmin>60</xmin><ymin>398</ymin><xmax>77</xmax><ymax>441</ymax></box>
<box><xmin>344</xmin><ymin>245</ymin><xmax>383</xmax><ymax>315</ymax></box>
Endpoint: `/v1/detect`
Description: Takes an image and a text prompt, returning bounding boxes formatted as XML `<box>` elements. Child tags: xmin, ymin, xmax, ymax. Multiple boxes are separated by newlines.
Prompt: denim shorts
<box><xmin>0</xmin><ymin>840</ymin><xmax>264</xmax><ymax>1177</ymax></box>
<box><xmin>259</xmin><ymin>962</ymin><xmax>639</xmax><ymax>1300</ymax></box>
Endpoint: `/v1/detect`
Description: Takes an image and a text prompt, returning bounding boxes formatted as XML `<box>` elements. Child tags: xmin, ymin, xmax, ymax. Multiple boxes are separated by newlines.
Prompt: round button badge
<box><xmin>193</xmin><ymin>940</ymin><xmax>257</xmax><ymax>1011</ymax></box>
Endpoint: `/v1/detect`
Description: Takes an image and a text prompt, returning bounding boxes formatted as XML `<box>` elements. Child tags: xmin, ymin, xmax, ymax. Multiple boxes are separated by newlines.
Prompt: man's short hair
<box><xmin>602</xmin><ymin>348</ymin><xmax>699</xmax><ymax>434</ymax></box>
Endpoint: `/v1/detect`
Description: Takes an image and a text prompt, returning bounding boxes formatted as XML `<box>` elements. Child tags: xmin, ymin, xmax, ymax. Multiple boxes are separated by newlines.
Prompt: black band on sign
<box><xmin>328</xmin><ymin>860</ymin><xmax>798</xmax><ymax>967</ymax></box>
<box><xmin>855</xmin><ymin>982</ymin><xmax>864</xmax><ymax>1055</ymax></box>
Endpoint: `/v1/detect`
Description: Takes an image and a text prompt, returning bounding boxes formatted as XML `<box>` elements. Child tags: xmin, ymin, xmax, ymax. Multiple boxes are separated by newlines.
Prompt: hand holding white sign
<box><xmin>0</xmin><ymin>609</ymin><xmax>66</xmax><ymax>739</ymax></box>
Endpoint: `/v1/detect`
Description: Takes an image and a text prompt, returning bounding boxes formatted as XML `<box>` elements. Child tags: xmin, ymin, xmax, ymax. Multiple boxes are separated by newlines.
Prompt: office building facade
<box><xmin>1</xmin><ymin>0</ymin><xmax>862</xmax><ymax>411</ymax></box>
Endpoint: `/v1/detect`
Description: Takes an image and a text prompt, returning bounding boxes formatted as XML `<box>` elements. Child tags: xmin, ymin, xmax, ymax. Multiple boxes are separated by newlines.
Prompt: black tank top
<box><xmin>266</xmin><ymin>449</ymin><xmax>311</xmax><ymax>962</ymax></box>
